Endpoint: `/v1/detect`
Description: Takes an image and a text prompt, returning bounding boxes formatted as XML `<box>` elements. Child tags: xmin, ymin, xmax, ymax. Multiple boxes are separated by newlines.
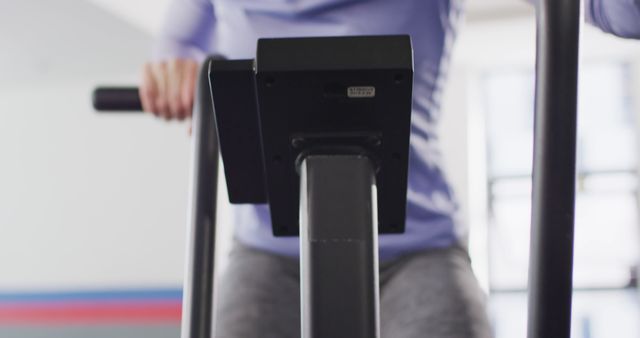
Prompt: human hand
<box><xmin>139</xmin><ymin>59</ymin><xmax>199</xmax><ymax>120</ymax></box>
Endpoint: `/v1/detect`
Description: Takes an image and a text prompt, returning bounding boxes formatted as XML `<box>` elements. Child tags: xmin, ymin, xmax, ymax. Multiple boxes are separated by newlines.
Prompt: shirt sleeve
<box><xmin>586</xmin><ymin>0</ymin><xmax>640</xmax><ymax>39</ymax></box>
<box><xmin>153</xmin><ymin>0</ymin><xmax>217</xmax><ymax>62</ymax></box>
<box><xmin>523</xmin><ymin>0</ymin><xmax>640</xmax><ymax>39</ymax></box>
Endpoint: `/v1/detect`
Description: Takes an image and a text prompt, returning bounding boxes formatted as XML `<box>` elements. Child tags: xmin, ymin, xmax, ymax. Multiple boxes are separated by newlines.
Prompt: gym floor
<box><xmin>0</xmin><ymin>325</ymin><xmax>180</xmax><ymax>338</ymax></box>
<box><xmin>1</xmin><ymin>289</ymin><xmax>637</xmax><ymax>338</ymax></box>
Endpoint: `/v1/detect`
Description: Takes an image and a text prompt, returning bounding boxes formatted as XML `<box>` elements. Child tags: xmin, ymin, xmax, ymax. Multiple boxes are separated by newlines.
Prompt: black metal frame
<box><xmin>299</xmin><ymin>155</ymin><xmax>380</xmax><ymax>338</ymax></box>
<box><xmin>527</xmin><ymin>1</ymin><xmax>580</xmax><ymax>338</ymax></box>
<box><xmin>180</xmin><ymin>57</ymin><xmax>219</xmax><ymax>338</ymax></box>
<box><xmin>181</xmin><ymin>60</ymin><xmax>383</xmax><ymax>338</ymax></box>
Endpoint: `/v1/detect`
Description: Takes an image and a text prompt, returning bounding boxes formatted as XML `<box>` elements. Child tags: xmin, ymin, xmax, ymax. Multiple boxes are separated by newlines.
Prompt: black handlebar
<box><xmin>92</xmin><ymin>87</ymin><xmax>142</xmax><ymax>112</ymax></box>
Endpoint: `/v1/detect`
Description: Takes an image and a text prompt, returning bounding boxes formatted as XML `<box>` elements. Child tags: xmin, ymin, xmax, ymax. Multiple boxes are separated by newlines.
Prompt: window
<box><xmin>484</xmin><ymin>62</ymin><xmax>640</xmax><ymax>291</ymax></box>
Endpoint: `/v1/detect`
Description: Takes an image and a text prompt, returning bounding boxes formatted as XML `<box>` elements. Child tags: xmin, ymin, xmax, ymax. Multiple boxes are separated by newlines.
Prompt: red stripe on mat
<box><xmin>0</xmin><ymin>302</ymin><xmax>181</xmax><ymax>324</ymax></box>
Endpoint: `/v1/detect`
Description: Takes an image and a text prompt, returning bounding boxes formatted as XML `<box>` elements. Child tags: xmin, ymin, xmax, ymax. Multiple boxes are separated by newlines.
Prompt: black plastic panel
<box><xmin>255</xmin><ymin>35</ymin><xmax>413</xmax><ymax>236</ymax></box>
<box><xmin>209</xmin><ymin>59</ymin><xmax>267</xmax><ymax>204</ymax></box>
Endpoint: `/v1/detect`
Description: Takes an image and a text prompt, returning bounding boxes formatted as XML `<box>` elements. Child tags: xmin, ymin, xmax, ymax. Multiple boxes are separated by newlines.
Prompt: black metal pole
<box><xmin>180</xmin><ymin>57</ymin><xmax>219</xmax><ymax>338</ymax></box>
<box><xmin>300</xmin><ymin>155</ymin><xmax>380</xmax><ymax>338</ymax></box>
<box><xmin>527</xmin><ymin>1</ymin><xmax>580</xmax><ymax>338</ymax></box>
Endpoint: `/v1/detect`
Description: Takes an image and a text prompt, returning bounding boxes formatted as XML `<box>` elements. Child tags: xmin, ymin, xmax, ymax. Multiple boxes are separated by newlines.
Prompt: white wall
<box><xmin>85</xmin><ymin>0</ymin><xmax>172</xmax><ymax>34</ymax></box>
<box><xmin>0</xmin><ymin>0</ymin><xmax>194</xmax><ymax>290</ymax></box>
<box><xmin>0</xmin><ymin>0</ymin><xmax>239</xmax><ymax>291</ymax></box>
<box><xmin>0</xmin><ymin>85</ymin><xmax>191</xmax><ymax>289</ymax></box>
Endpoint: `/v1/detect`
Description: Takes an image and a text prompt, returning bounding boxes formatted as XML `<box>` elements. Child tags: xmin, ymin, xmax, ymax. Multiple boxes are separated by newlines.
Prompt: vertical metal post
<box><xmin>181</xmin><ymin>58</ymin><xmax>219</xmax><ymax>338</ymax></box>
<box><xmin>300</xmin><ymin>155</ymin><xmax>380</xmax><ymax>338</ymax></box>
<box><xmin>528</xmin><ymin>1</ymin><xmax>580</xmax><ymax>338</ymax></box>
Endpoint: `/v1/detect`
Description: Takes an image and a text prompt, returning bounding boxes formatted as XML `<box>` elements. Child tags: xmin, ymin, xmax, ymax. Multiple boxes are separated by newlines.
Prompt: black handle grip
<box><xmin>92</xmin><ymin>87</ymin><xmax>143</xmax><ymax>112</ymax></box>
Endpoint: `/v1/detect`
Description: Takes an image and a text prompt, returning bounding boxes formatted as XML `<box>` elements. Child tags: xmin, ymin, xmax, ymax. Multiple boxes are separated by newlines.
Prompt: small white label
<box><xmin>347</xmin><ymin>86</ymin><xmax>376</xmax><ymax>98</ymax></box>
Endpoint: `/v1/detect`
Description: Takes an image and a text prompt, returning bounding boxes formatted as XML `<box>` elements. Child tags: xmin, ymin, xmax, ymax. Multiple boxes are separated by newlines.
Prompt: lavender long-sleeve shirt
<box><xmin>155</xmin><ymin>0</ymin><xmax>640</xmax><ymax>260</ymax></box>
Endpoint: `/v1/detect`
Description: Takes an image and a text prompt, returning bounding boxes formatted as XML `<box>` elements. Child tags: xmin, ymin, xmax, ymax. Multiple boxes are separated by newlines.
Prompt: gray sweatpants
<box><xmin>215</xmin><ymin>242</ymin><xmax>492</xmax><ymax>338</ymax></box>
